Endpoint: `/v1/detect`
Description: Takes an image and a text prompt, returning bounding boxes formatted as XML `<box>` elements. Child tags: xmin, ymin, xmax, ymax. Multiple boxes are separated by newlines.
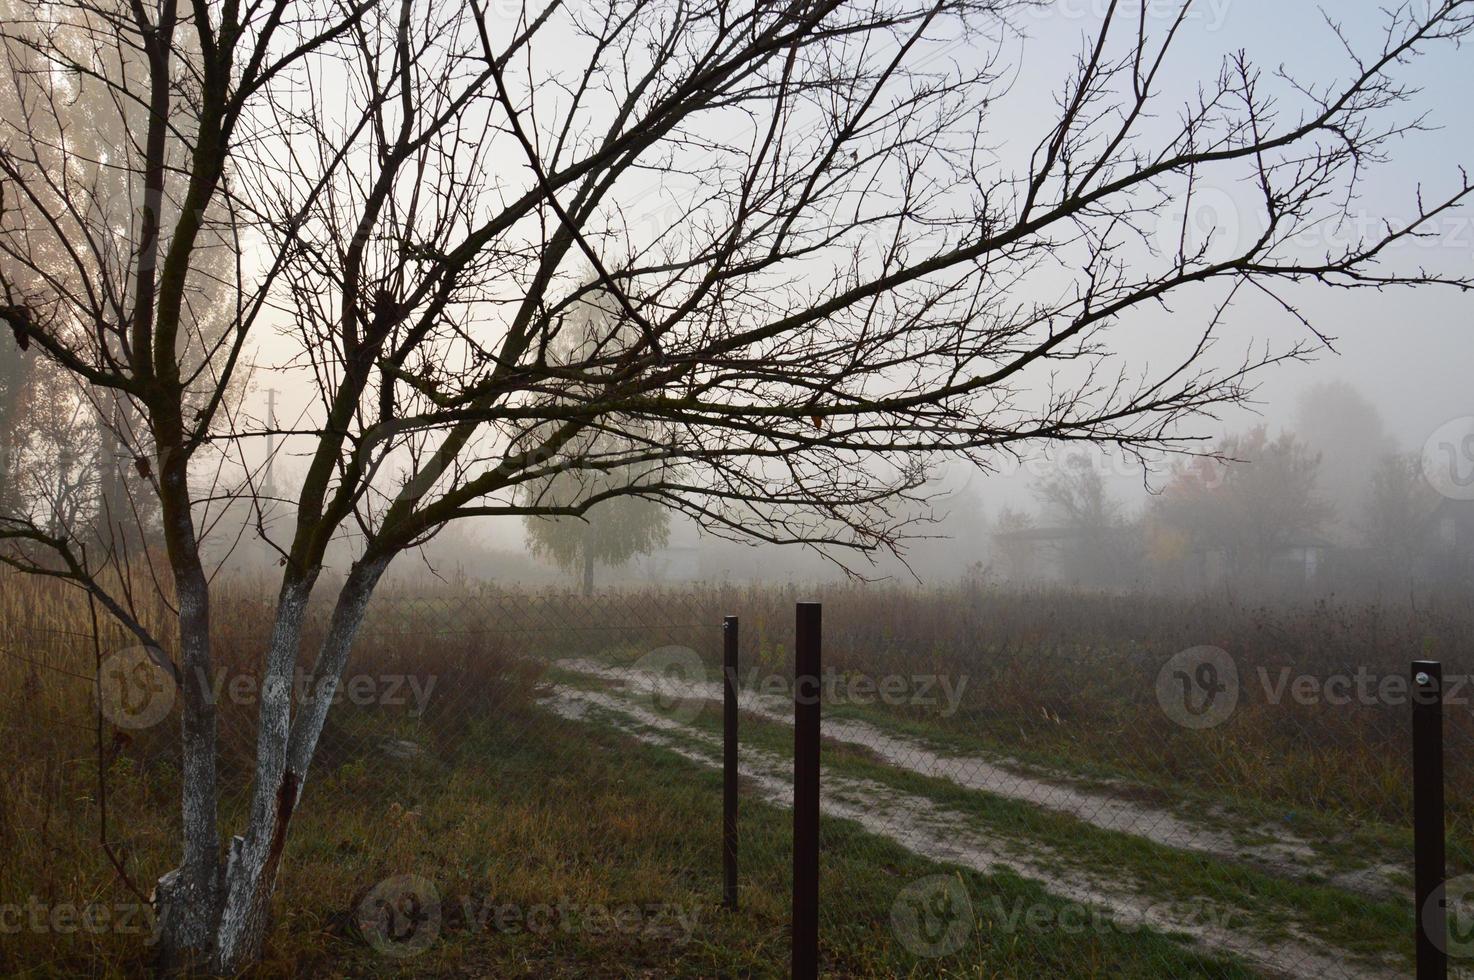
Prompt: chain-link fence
<box><xmin>2</xmin><ymin>575</ymin><xmax>1470</xmax><ymax>976</ymax></box>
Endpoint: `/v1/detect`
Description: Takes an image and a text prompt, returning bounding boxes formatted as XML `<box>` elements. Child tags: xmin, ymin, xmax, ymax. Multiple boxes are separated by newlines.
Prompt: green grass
<box><xmin>816</xmin><ymin>740</ymin><xmax>1411</xmax><ymax>965</ymax></box>
<box><xmin>820</xmin><ymin>695</ymin><xmax>1437</xmax><ymax>878</ymax></box>
<box><xmin>273</xmin><ymin>699</ymin><xmax>1257</xmax><ymax>977</ymax></box>
<box><xmin>0</xmin><ymin>691</ymin><xmax>1257</xmax><ymax>977</ymax></box>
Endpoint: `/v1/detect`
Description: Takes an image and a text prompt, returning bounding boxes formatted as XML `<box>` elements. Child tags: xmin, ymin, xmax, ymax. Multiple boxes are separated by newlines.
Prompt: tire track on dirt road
<box><xmin>552</xmin><ymin>658</ymin><xmax>1397</xmax><ymax>898</ymax></box>
<box><xmin>537</xmin><ymin>678</ymin><xmax>1400</xmax><ymax>980</ymax></box>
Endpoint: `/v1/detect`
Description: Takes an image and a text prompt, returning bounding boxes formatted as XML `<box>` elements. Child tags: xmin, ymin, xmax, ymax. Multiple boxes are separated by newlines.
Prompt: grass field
<box><xmin>0</xmin><ymin>648</ymin><xmax>1251</xmax><ymax>977</ymax></box>
<box><xmin>1</xmin><ymin>573</ymin><xmax>1468</xmax><ymax>976</ymax></box>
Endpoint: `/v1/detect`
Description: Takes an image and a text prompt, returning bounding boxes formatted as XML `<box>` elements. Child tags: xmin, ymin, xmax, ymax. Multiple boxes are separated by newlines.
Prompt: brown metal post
<box><xmin>723</xmin><ymin>615</ymin><xmax>739</xmax><ymax>912</ymax></box>
<box><xmin>793</xmin><ymin>602</ymin><xmax>821</xmax><ymax>979</ymax></box>
<box><xmin>1413</xmin><ymin>660</ymin><xmax>1447</xmax><ymax>980</ymax></box>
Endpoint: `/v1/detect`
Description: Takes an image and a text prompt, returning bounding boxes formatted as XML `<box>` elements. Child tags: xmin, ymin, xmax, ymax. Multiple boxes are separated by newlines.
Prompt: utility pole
<box><xmin>264</xmin><ymin>387</ymin><xmax>279</xmax><ymax>500</ymax></box>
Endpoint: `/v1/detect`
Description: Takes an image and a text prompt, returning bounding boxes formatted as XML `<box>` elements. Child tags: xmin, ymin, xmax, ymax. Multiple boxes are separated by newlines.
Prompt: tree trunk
<box><xmin>582</xmin><ymin>546</ymin><xmax>595</xmax><ymax>597</ymax></box>
<box><xmin>205</xmin><ymin>574</ymin><xmax>312</xmax><ymax>971</ymax></box>
<box><xmin>210</xmin><ymin>558</ymin><xmax>387</xmax><ymax>973</ymax></box>
<box><xmin>151</xmin><ymin>464</ymin><xmax>222</xmax><ymax>972</ymax></box>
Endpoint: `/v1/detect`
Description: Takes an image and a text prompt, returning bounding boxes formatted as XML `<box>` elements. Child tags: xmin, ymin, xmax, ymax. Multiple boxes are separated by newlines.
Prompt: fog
<box><xmin>5</xmin><ymin>0</ymin><xmax>1473</xmax><ymax>597</ymax></box>
<box><xmin>280</xmin><ymin>2</ymin><xmax>1474</xmax><ymax>593</ymax></box>
<box><xmin>12</xmin><ymin>2</ymin><xmax>1474</xmax><ymax>973</ymax></box>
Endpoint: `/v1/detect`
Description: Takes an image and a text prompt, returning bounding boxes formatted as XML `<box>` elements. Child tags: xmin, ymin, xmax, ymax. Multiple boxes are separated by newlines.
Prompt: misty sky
<box><xmin>237</xmin><ymin>1</ymin><xmax>1474</xmax><ymax>553</ymax></box>
<box><xmin>996</xmin><ymin>1</ymin><xmax>1474</xmax><ymax>443</ymax></box>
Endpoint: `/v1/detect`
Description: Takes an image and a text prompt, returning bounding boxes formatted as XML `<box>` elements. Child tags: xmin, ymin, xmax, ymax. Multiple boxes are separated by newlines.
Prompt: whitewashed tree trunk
<box><xmin>210</xmin><ymin>559</ymin><xmax>388</xmax><ymax>973</ymax></box>
<box><xmin>151</xmin><ymin>459</ymin><xmax>223</xmax><ymax>972</ymax></box>
<box><xmin>151</xmin><ymin>578</ymin><xmax>222</xmax><ymax>970</ymax></box>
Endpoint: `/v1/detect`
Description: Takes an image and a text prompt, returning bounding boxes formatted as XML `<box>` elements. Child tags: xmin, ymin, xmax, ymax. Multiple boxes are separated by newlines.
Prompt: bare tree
<box><xmin>1033</xmin><ymin>452</ymin><xmax>1127</xmax><ymax>587</ymax></box>
<box><xmin>2</xmin><ymin>0</ymin><xmax>1472</xmax><ymax>969</ymax></box>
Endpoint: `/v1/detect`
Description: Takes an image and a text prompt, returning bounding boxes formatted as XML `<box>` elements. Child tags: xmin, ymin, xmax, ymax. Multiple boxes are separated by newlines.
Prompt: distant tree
<box><xmin>0</xmin><ymin>0</ymin><xmax>235</xmax><ymax>549</ymax></box>
<box><xmin>1032</xmin><ymin>453</ymin><xmax>1127</xmax><ymax>587</ymax></box>
<box><xmin>1156</xmin><ymin>427</ymin><xmax>1332</xmax><ymax>580</ymax></box>
<box><xmin>992</xmin><ymin>506</ymin><xmax>1038</xmax><ymax>583</ymax></box>
<box><xmin>884</xmin><ymin>464</ymin><xmax>989</xmax><ymax>581</ymax></box>
<box><xmin>0</xmin><ymin>338</ymin><xmax>29</xmax><ymax>516</ymax></box>
<box><xmin>1361</xmin><ymin>451</ymin><xmax>1440</xmax><ymax>586</ymax></box>
<box><xmin>1295</xmin><ymin>381</ymin><xmax>1395</xmax><ymax>524</ymax></box>
<box><xmin>8</xmin><ymin>360</ymin><xmax>98</xmax><ymax>536</ymax></box>
<box><xmin>521</xmin><ymin>290</ymin><xmax>673</xmax><ymax>594</ymax></box>
<box><xmin>930</xmin><ymin>482</ymin><xmax>990</xmax><ymax>581</ymax></box>
<box><xmin>0</xmin><ymin>333</ymin><xmax>100</xmax><ymax>528</ymax></box>
<box><xmin>525</xmin><ymin>486</ymin><xmax>671</xmax><ymax>595</ymax></box>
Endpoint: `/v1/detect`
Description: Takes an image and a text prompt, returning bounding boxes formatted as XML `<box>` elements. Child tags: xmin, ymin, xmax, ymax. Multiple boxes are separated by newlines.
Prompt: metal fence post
<box><xmin>723</xmin><ymin>615</ymin><xmax>739</xmax><ymax>912</ymax></box>
<box><xmin>1413</xmin><ymin>659</ymin><xmax>1447</xmax><ymax>980</ymax></box>
<box><xmin>793</xmin><ymin>602</ymin><xmax>821</xmax><ymax>979</ymax></box>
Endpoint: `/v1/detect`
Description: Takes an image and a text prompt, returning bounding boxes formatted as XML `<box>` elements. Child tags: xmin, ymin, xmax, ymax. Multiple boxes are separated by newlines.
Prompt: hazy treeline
<box><xmin>984</xmin><ymin>381</ymin><xmax>1464</xmax><ymax>598</ymax></box>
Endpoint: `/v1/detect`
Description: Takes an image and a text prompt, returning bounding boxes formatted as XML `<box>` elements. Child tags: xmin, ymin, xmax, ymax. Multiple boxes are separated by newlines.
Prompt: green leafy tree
<box><xmin>522</xmin><ymin>289</ymin><xmax>671</xmax><ymax>593</ymax></box>
<box><xmin>525</xmin><ymin>481</ymin><xmax>671</xmax><ymax>595</ymax></box>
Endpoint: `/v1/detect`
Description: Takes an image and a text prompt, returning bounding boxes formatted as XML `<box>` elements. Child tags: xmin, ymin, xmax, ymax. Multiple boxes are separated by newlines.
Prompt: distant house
<box><xmin>991</xmin><ymin>525</ymin><xmax>1082</xmax><ymax>583</ymax></box>
<box><xmin>1190</xmin><ymin>532</ymin><xmax>1340</xmax><ymax>592</ymax></box>
<box><xmin>1424</xmin><ymin>496</ymin><xmax>1474</xmax><ymax>582</ymax></box>
<box><xmin>1136</xmin><ymin>520</ymin><xmax>1342</xmax><ymax>594</ymax></box>
<box><xmin>1262</xmin><ymin>533</ymin><xmax>1338</xmax><ymax>591</ymax></box>
<box><xmin>991</xmin><ymin>524</ymin><xmax>1138</xmax><ymax>588</ymax></box>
